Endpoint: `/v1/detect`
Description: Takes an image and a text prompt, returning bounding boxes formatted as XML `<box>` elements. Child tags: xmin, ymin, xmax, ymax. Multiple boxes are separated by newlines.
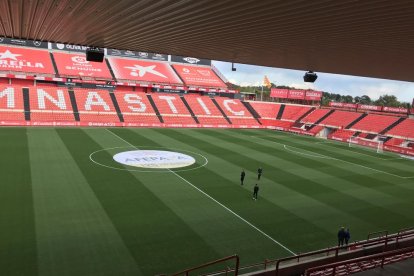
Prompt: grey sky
<box><xmin>213</xmin><ymin>61</ymin><xmax>414</xmax><ymax>103</ymax></box>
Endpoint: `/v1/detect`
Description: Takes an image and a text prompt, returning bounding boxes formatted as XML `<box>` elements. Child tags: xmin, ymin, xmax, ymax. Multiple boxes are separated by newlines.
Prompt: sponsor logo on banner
<box><xmin>125</xmin><ymin>64</ymin><xmax>167</xmax><ymax>78</ymax></box>
<box><xmin>107</xmin><ymin>49</ymin><xmax>168</xmax><ymax>61</ymax></box>
<box><xmin>0</xmin><ymin>37</ymin><xmax>48</xmax><ymax>48</ymax></box>
<box><xmin>171</xmin><ymin>55</ymin><xmax>211</xmax><ymax>66</ymax></box>
<box><xmin>52</xmin><ymin>43</ymin><xmax>89</xmax><ymax>52</ymax></box>
<box><xmin>270</xmin><ymin>88</ymin><xmax>289</xmax><ymax>98</ymax></box>
<box><xmin>329</xmin><ymin>102</ymin><xmax>357</xmax><ymax>109</ymax></box>
<box><xmin>357</xmin><ymin>104</ymin><xmax>383</xmax><ymax>111</ymax></box>
<box><xmin>53</xmin><ymin>52</ymin><xmax>111</xmax><ymax>78</ymax></box>
<box><xmin>382</xmin><ymin>106</ymin><xmax>408</xmax><ymax>113</ymax></box>
<box><xmin>172</xmin><ymin>64</ymin><xmax>226</xmax><ymax>88</ymax></box>
<box><xmin>0</xmin><ymin>46</ymin><xmax>54</xmax><ymax>73</ymax></box>
<box><xmin>113</xmin><ymin>150</ymin><xmax>196</xmax><ymax>168</ymax></box>
<box><xmin>183</xmin><ymin>57</ymin><xmax>200</xmax><ymax>64</ymax></box>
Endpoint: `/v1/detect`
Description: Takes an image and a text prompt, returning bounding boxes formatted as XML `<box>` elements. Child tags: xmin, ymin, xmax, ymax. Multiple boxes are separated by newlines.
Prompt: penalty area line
<box><xmin>105</xmin><ymin>128</ymin><xmax>297</xmax><ymax>256</ymax></box>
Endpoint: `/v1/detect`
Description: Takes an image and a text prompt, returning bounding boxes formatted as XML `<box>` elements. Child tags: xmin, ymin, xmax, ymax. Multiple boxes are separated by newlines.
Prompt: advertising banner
<box><xmin>288</xmin><ymin>89</ymin><xmax>305</xmax><ymax>100</ymax></box>
<box><xmin>172</xmin><ymin>64</ymin><xmax>226</xmax><ymax>88</ymax></box>
<box><xmin>107</xmin><ymin>49</ymin><xmax>168</xmax><ymax>61</ymax></box>
<box><xmin>305</xmin><ymin>90</ymin><xmax>322</xmax><ymax>101</ymax></box>
<box><xmin>382</xmin><ymin>106</ymin><xmax>408</xmax><ymax>113</ymax></box>
<box><xmin>51</xmin><ymin>43</ymin><xmax>90</xmax><ymax>53</ymax></box>
<box><xmin>0</xmin><ymin>45</ymin><xmax>55</xmax><ymax>74</ymax></box>
<box><xmin>53</xmin><ymin>52</ymin><xmax>112</xmax><ymax>79</ymax></box>
<box><xmin>0</xmin><ymin>37</ymin><xmax>48</xmax><ymax>49</ymax></box>
<box><xmin>108</xmin><ymin>57</ymin><xmax>182</xmax><ymax>84</ymax></box>
<box><xmin>270</xmin><ymin>88</ymin><xmax>289</xmax><ymax>98</ymax></box>
<box><xmin>357</xmin><ymin>104</ymin><xmax>383</xmax><ymax>111</ymax></box>
<box><xmin>170</xmin><ymin>55</ymin><xmax>211</xmax><ymax>66</ymax></box>
<box><xmin>329</xmin><ymin>102</ymin><xmax>358</xmax><ymax>109</ymax></box>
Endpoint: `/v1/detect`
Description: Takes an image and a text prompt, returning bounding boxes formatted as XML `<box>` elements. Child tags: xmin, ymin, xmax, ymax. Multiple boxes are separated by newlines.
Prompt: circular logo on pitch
<box><xmin>113</xmin><ymin>150</ymin><xmax>196</xmax><ymax>169</ymax></box>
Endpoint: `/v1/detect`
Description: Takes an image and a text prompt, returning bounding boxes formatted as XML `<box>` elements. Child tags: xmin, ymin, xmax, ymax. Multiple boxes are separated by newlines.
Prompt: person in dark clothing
<box><xmin>253</xmin><ymin>184</ymin><xmax>259</xmax><ymax>200</ymax></box>
<box><xmin>345</xmin><ymin>228</ymin><xmax>350</xmax><ymax>245</ymax></box>
<box><xmin>338</xmin><ymin>227</ymin><xmax>345</xmax><ymax>247</ymax></box>
<box><xmin>240</xmin><ymin>169</ymin><xmax>246</xmax><ymax>185</ymax></box>
<box><xmin>257</xmin><ymin>167</ymin><xmax>263</xmax><ymax>180</ymax></box>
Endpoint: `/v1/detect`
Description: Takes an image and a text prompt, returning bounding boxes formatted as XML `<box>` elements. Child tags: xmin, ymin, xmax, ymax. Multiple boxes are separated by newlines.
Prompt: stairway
<box><xmin>180</xmin><ymin>96</ymin><xmax>199</xmax><ymax>124</ymax></box>
<box><xmin>379</xmin><ymin>117</ymin><xmax>406</xmax><ymax>135</ymax></box>
<box><xmin>146</xmin><ymin>94</ymin><xmax>164</xmax><ymax>123</ymax></box>
<box><xmin>345</xmin><ymin>113</ymin><xmax>367</xmax><ymax>129</ymax></box>
<box><xmin>22</xmin><ymin>87</ymin><xmax>30</xmax><ymax>121</ymax></box>
<box><xmin>296</xmin><ymin>107</ymin><xmax>316</xmax><ymax>123</ymax></box>
<box><xmin>241</xmin><ymin>101</ymin><xmax>262</xmax><ymax>125</ymax></box>
<box><xmin>276</xmin><ymin>104</ymin><xmax>285</xmax><ymax>120</ymax></box>
<box><xmin>68</xmin><ymin>89</ymin><xmax>80</xmax><ymax>121</ymax></box>
<box><xmin>109</xmin><ymin>92</ymin><xmax>124</xmax><ymax>122</ymax></box>
<box><xmin>211</xmin><ymin>98</ymin><xmax>232</xmax><ymax>124</ymax></box>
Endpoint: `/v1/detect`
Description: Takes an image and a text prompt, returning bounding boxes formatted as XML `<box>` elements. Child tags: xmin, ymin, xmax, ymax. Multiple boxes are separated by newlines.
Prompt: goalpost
<box><xmin>348</xmin><ymin>136</ymin><xmax>384</xmax><ymax>153</ymax></box>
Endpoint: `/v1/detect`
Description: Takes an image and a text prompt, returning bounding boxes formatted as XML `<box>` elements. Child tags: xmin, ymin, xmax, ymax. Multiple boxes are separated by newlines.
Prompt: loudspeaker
<box><xmin>86</xmin><ymin>47</ymin><xmax>104</xmax><ymax>62</ymax></box>
<box><xmin>304</xmin><ymin>71</ymin><xmax>318</xmax><ymax>82</ymax></box>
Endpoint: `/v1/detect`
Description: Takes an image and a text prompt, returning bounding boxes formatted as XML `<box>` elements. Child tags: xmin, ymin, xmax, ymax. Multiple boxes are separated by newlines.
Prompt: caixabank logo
<box><xmin>113</xmin><ymin>150</ymin><xmax>196</xmax><ymax>169</ymax></box>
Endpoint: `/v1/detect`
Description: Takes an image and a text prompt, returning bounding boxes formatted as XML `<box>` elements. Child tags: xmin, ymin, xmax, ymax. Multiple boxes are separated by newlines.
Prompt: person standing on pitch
<box><xmin>253</xmin><ymin>184</ymin><xmax>259</xmax><ymax>200</ymax></box>
<box><xmin>257</xmin><ymin>167</ymin><xmax>263</xmax><ymax>180</ymax></box>
<box><xmin>345</xmin><ymin>228</ymin><xmax>351</xmax><ymax>246</ymax></box>
<box><xmin>240</xmin><ymin>169</ymin><xmax>246</xmax><ymax>185</ymax></box>
<box><xmin>337</xmin><ymin>227</ymin><xmax>345</xmax><ymax>247</ymax></box>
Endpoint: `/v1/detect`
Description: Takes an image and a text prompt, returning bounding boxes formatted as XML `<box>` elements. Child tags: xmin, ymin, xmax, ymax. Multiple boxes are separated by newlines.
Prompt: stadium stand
<box><xmin>301</xmin><ymin>108</ymin><xmax>331</xmax><ymax>124</ymax></box>
<box><xmin>183</xmin><ymin>94</ymin><xmax>229</xmax><ymax>125</ymax></box>
<box><xmin>73</xmin><ymin>88</ymin><xmax>120</xmax><ymax>124</ymax></box>
<box><xmin>350</xmin><ymin>114</ymin><xmax>400</xmax><ymax>133</ymax></box>
<box><xmin>280</xmin><ymin>104</ymin><xmax>312</xmax><ymax>122</ymax></box>
<box><xmin>114</xmin><ymin>91</ymin><xmax>162</xmax><ymax>125</ymax></box>
<box><xmin>213</xmin><ymin>97</ymin><xmax>260</xmax><ymax>126</ymax></box>
<box><xmin>386</xmin><ymin>117</ymin><xmax>414</xmax><ymax>139</ymax></box>
<box><xmin>319</xmin><ymin>110</ymin><xmax>363</xmax><ymax>128</ymax></box>
<box><xmin>328</xmin><ymin>129</ymin><xmax>356</xmax><ymax>141</ymax></box>
<box><xmin>247</xmin><ymin>101</ymin><xmax>281</xmax><ymax>119</ymax></box>
<box><xmin>150</xmin><ymin>93</ymin><xmax>197</xmax><ymax>125</ymax></box>
<box><xmin>0</xmin><ymin>85</ymin><xmax>26</xmax><ymax>123</ymax></box>
<box><xmin>385</xmin><ymin>137</ymin><xmax>405</xmax><ymax>147</ymax></box>
<box><xmin>29</xmin><ymin>87</ymin><xmax>75</xmax><ymax>122</ymax></box>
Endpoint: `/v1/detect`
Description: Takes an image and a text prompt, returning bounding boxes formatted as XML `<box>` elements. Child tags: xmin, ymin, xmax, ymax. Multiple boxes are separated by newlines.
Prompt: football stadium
<box><xmin>1</xmin><ymin>1</ymin><xmax>414</xmax><ymax>276</ymax></box>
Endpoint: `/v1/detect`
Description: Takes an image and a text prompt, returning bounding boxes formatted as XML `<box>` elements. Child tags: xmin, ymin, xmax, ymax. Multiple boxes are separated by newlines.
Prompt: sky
<box><xmin>213</xmin><ymin>61</ymin><xmax>414</xmax><ymax>103</ymax></box>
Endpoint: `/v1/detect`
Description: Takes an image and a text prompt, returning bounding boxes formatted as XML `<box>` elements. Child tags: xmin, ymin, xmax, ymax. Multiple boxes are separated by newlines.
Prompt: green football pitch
<box><xmin>1</xmin><ymin>127</ymin><xmax>414</xmax><ymax>276</ymax></box>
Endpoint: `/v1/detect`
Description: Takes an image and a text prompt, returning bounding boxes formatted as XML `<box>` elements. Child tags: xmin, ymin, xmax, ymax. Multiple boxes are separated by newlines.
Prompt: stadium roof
<box><xmin>1</xmin><ymin>0</ymin><xmax>414</xmax><ymax>82</ymax></box>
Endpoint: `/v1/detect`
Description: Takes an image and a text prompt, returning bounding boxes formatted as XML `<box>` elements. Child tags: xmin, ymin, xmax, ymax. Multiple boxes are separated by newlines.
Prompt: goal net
<box><xmin>348</xmin><ymin>136</ymin><xmax>383</xmax><ymax>153</ymax></box>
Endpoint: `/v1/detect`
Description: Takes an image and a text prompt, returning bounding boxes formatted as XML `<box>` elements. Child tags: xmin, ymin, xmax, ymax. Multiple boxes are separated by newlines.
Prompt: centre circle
<box><xmin>113</xmin><ymin>150</ymin><xmax>196</xmax><ymax>169</ymax></box>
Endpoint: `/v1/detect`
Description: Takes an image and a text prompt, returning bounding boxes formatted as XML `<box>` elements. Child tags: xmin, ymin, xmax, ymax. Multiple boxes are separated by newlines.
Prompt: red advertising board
<box><xmin>53</xmin><ymin>52</ymin><xmax>112</xmax><ymax>79</ymax></box>
<box><xmin>172</xmin><ymin>64</ymin><xmax>226</xmax><ymax>88</ymax></box>
<box><xmin>108</xmin><ymin>57</ymin><xmax>183</xmax><ymax>84</ymax></box>
<box><xmin>270</xmin><ymin>88</ymin><xmax>289</xmax><ymax>98</ymax></box>
<box><xmin>305</xmin><ymin>90</ymin><xmax>322</xmax><ymax>101</ymax></box>
<box><xmin>288</xmin><ymin>89</ymin><xmax>305</xmax><ymax>100</ymax></box>
<box><xmin>0</xmin><ymin>45</ymin><xmax>55</xmax><ymax>74</ymax></box>
<box><xmin>382</xmin><ymin>106</ymin><xmax>408</xmax><ymax>113</ymax></box>
<box><xmin>357</xmin><ymin>104</ymin><xmax>383</xmax><ymax>111</ymax></box>
<box><xmin>329</xmin><ymin>102</ymin><xmax>358</xmax><ymax>109</ymax></box>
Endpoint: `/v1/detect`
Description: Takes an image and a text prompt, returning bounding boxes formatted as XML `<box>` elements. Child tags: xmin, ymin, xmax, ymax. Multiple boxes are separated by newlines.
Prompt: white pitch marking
<box><xmin>251</xmin><ymin>136</ymin><xmax>414</xmax><ymax>179</ymax></box>
<box><xmin>105</xmin><ymin>128</ymin><xmax>297</xmax><ymax>255</ymax></box>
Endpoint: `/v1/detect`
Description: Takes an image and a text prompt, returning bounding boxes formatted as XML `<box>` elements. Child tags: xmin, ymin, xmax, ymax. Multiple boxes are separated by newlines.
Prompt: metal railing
<box><xmin>305</xmin><ymin>245</ymin><xmax>414</xmax><ymax>276</ymax></box>
<box><xmin>166</xmin><ymin>255</ymin><xmax>239</xmax><ymax>276</ymax></box>
<box><xmin>202</xmin><ymin>226</ymin><xmax>414</xmax><ymax>276</ymax></box>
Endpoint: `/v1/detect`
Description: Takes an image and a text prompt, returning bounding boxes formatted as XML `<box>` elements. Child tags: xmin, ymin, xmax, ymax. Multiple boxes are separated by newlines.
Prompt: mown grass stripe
<box><xmin>0</xmin><ymin>128</ymin><xmax>38</xmax><ymax>276</ymax></box>
<box><xmin>106</xmin><ymin>128</ymin><xmax>296</xmax><ymax>256</ymax></box>
<box><xmin>166</xmin><ymin>128</ymin><xmax>411</xmax><ymax>232</ymax></box>
<box><xmin>123</xmin><ymin>128</ymin><xmax>347</xmax><ymax>251</ymax></box>
<box><xmin>28</xmin><ymin>128</ymin><xmax>141</xmax><ymax>276</ymax></box>
<box><xmin>57</xmin><ymin>128</ymin><xmax>220</xmax><ymax>275</ymax></box>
